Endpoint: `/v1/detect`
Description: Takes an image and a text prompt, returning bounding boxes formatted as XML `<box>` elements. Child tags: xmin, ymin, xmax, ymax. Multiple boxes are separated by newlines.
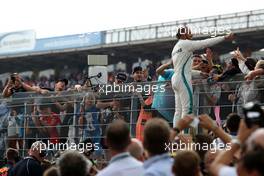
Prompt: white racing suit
<box><xmin>171</xmin><ymin>36</ymin><xmax>225</xmax><ymax>127</ymax></box>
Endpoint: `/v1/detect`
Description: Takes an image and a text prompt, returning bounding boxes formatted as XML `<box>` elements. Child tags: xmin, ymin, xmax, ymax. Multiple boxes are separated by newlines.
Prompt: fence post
<box><xmin>73</xmin><ymin>98</ymin><xmax>78</xmax><ymax>144</ymax></box>
<box><xmin>22</xmin><ymin>102</ymin><xmax>27</xmax><ymax>158</ymax></box>
<box><xmin>129</xmin><ymin>94</ymin><xmax>134</xmax><ymax>137</ymax></box>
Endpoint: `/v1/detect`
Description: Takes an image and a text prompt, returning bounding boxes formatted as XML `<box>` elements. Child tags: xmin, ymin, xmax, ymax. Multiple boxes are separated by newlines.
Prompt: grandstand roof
<box><xmin>0</xmin><ymin>9</ymin><xmax>264</xmax><ymax>73</ymax></box>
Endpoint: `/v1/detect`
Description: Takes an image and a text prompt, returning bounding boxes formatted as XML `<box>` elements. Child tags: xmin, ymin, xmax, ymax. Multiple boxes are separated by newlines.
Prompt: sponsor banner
<box><xmin>0</xmin><ymin>30</ymin><xmax>36</xmax><ymax>54</ymax></box>
<box><xmin>0</xmin><ymin>31</ymin><xmax>103</xmax><ymax>56</ymax></box>
<box><xmin>35</xmin><ymin>32</ymin><xmax>103</xmax><ymax>52</ymax></box>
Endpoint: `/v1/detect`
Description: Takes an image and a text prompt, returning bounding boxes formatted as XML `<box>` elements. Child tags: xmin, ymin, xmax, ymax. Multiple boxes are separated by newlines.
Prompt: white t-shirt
<box><xmin>219</xmin><ymin>166</ymin><xmax>237</xmax><ymax>176</ymax></box>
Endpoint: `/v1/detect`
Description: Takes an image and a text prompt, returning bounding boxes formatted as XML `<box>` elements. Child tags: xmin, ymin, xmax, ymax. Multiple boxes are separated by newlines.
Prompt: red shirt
<box><xmin>41</xmin><ymin>113</ymin><xmax>61</xmax><ymax>144</ymax></box>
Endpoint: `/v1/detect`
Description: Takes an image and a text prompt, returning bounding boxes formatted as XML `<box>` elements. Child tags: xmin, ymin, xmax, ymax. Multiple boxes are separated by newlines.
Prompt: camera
<box><xmin>10</xmin><ymin>73</ymin><xmax>18</xmax><ymax>82</ymax></box>
<box><xmin>243</xmin><ymin>102</ymin><xmax>264</xmax><ymax>128</ymax></box>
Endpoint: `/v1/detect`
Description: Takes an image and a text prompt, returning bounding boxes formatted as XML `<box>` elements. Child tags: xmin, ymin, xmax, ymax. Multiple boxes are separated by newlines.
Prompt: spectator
<box><xmin>192</xmin><ymin>57</ymin><xmax>209</xmax><ymax>81</ymax></box>
<box><xmin>225</xmin><ymin>113</ymin><xmax>241</xmax><ymax>136</ymax></box>
<box><xmin>228</xmin><ymin>58</ymin><xmax>260</xmax><ymax>115</ymax></box>
<box><xmin>96</xmin><ymin>72</ymin><xmax>128</xmax><ymax>110</ymax></box>
<box><xmin>196</xmin><ymin>51</ymin><xmax>222</xmax><ymax>116</ymax></box>
<box><xmin>143</xmin><ymin>118</ymin><xmax>173</xmax><ymax>176</ymax></box>
<box><xmin>2</xmin><ymin>73</ymin><xmax>48</xmax><ymax>98</ymax></box>
<box><xmin>127</xmin><ymin>138</ymin><xmax>145</xmax><ymax>162</ymax></box>
<box><xmin>237</xmin><ymin>149</ymin><xmax>264</xmax><ymax>176</ymax></box>
<box><xmin>204</xmin><ymin>149</ymin><xmax>221</xmax><ymax>176</ymax></box>
<box><xmin>233</xmin><ymin>47</ymin><xmax>256</xmax><ymax>74</ymax></box>
<box><xmin>192</xmin><ymin>49</ymin><xmax>214</xmax><ymax>118</ymax></box>
<box><xmin>100</xmin><ymin>95</ymin><xmax>126</xmax><ymax>144</ymax></box>
<box><xmin>2</xmin><ymin>74</ymin><xmax>48</xmax><ymax>150</ymax></box>
<box><xmin>192</xmin><ymin>54</ymin><xmax>203</xmax><ymax>69</ymax></box>
<box><xmin>25</xmin><ymin>103</ymin><xmax>44</xmax><ymax>147</ymax></box>
<box><xmin>58</xmin><ymin>151</ymin><xmax>92</xmax><ymax>176</ymax></box>
<box><xmin>212</xmin><ymin>113</ymin><xmax>241</xmax><ymax>148</ymax></box>
<box><xmin>201</xmin><ymin>64</ymin><xmax>223</xmax><ymax>115</ymax></box>
<box><xmin>245</xmin><ymin>128</ymin><xmax>264</xmax><ymax>152</ymax></box>
<box><xmin>9</xmin><ymin>141</ymin><xmax>45</xmax><ymax>176</ymax></box>
<box><xmin>147</xmin><ymin>63</ymin><xmax>157</xmax><ymax>80</ymax></box>
<box><xmin>130</xmin><ymin>66</ymin><xmax>148</xmax><ymax>137</ymax></box>
<box><xmin>50</xmin><ymin>79</ymin><xmax>68</xmax><ymax>92</ymax></box>
<box><xmin>4</xmin><ymin>148</ymin><xmax>20</xmax><ymax>173</ymax></box>
<box><xmin>25</xmin><ymin>103</ymin><xmax>39</xmax><ymax>149</ymax></box>
<box><xmin>7</xmin><ymin>111</ymin><xmax>18</xmax><ymax>149</ymax></box>
<box><xmin>0</xmin><ymin>101</ymin><xmax>9</xmax><ymax>158</ymax></box>
<box><xmin>38</xmin><ymin>104</ymin><xmax>61</xmax><ymax>144</ymax></box>
<box><xmin>41</xmin><ymin>78</ymin><xmax>74</xmax><ymax>144</ymax></box>
<box><xmin>245</xmin><ymin>60</ymin><xmax>264</xmax><ymax>80</ymax></box>
<box><xmin>97</xmin><ymin>120</ymin><xmax>144</xmax><ymax>176</ymax></box>
<box><xmin>193</xmin><ymin>134</ymin><xmax>213</xmax><ymax>161</ymax></box>
<box><xmin>43</xmin><ymin>167</ymin><xmax>58</xmax><ymax>176</ymax></box>
<box><xmin>41</xmin><ymin>159</ymin><xmax>52</xmax><ymax>173</ymax></box>
<box><xmin>217</xmin><ymin>58</ymin><xmax>241</xmax><ymax>82</ymax></box>
<box><xmin>131</xmin><ymin>66</ymin><xmax>144</xmax><ymax>82</ymax></box>
<box><xmin>210</xmin><ymin>119</ymin><xmax>262</xmax><ymax>176</ymax></box>
<box><xmin>152</xmin><ymin>60</ymin><xmax>175</xmax><ymax>123</ymax></box>
<box><xmin>79</xmin><ymin>93</ymin><xmax>102</xmax><ymax>157</ymax></box>
<box><xmin>172</xmin><ymin>150</ymin><xmax>201</xmax><ymax>176</ymax></box>
<box><xmin>207</xmin><ymin>64</ymin><xmax>223</xmax><ymax>85</ymax></box>
<box><xmin>198</xmin><ymin>114</ymin><xmax>232</xmax><ymax>144</ymax></box>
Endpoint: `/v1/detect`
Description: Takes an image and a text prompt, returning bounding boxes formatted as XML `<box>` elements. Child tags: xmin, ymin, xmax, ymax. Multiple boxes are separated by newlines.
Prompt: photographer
<box><xmin>210</xmin><ymin>102</ymin><xmax>264</xmax><ymax>176</ymax></box>
<box><xmin>2</xmin><ymin>73</ymin><xmax>48</xmax><ymax>98</ymax></box>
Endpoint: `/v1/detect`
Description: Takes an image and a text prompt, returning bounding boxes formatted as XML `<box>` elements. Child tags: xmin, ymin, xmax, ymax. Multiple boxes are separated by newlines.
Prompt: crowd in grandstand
<box><xmin>0</xmin><ymin>38</ymin><xmax>264</xmax><ymax>176</ymax></box>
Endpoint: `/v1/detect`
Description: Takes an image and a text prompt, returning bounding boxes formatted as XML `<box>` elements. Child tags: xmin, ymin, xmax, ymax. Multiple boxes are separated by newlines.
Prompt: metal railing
<box><xmin>0</xmin><ymin>75</ymin><xmax>264</xmax><ymax>162</ymax></box>
<box><xmin>105</xmin><ymin>9</ymin><xmax>264</xmax><ymax>44</ymax></box>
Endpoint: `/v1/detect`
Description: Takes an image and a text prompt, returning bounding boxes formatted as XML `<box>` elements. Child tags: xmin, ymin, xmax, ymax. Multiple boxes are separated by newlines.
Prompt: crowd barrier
<box><xmin>0</xmin><ymin>74</ymin><xmax>263</xmax><ymax>164</ymax></box>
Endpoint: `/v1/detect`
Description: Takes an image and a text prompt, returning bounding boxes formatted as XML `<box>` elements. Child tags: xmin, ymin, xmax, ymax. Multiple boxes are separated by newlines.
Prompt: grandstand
<box><xmin>0</xmin><ymin>9</ymin><xmax>264</xmax><ymax>75</ymax></box>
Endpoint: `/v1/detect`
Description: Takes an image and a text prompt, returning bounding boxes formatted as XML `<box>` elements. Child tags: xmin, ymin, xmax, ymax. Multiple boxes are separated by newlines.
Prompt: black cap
<box><xmin>133</xmin><ymin>66</ymin><xmax>142</xmax><ymax>74</ymax></box>
<box><xmin>116</xmin><ymin>72</ymin><xmax>127</xmax><ymax>82</ymax></box>
<box><xmin>245</xmin><ymin>58</ymin><xmax>257</xmax><ymax>71</ymax></box>
<box><xmin>57</xmin><ymin>78</ymin><xmax>68</xmax><ymax>86</ymax></box>
<box><xmin>243</xmin><ymin>102</ymin><xmax>264</xmax><ymax>127</ymax></box>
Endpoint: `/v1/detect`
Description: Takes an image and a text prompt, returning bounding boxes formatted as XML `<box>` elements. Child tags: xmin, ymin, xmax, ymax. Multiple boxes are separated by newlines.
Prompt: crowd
<box><xmin>0</xmin><ymin>45</ymin><xmax>264</xmax><ymax>176</ymax></box>
<box><xmin>2</xmin><ymin>110</ymin><xmax>264</xmax><ymax>176</ymax></box>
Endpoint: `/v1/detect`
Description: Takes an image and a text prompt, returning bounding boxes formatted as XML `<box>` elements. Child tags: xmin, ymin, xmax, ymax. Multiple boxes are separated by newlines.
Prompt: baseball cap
<box><xmin>133</xmin><ymin>66</ymin><xmax>143</xmax><ymax>74</ymax></box>
<box><xmin>116</xmin><ymin>72</ymin><xmax>127</xmax><ymax>82</ymax></box>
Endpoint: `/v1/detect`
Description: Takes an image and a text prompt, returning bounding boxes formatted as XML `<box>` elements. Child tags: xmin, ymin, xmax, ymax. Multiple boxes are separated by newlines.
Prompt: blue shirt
<box><xmin>83</xmin><ymin>105</ymin><xmax>100</xmax><ymax>134</ymax></box>
<box><xmin>152</xmin><ymin>69</ymin><xmax>174</xmax><ymax>122</ymax></box>
<box><xmin>97</xmin><ymin>152</ymin><xmax>144</xmax><ymax>176</ymax></box>
<box><xmin>143</xmin><ymin>153</ymin><xmax>174</xmax><ymax>176</ymax></box>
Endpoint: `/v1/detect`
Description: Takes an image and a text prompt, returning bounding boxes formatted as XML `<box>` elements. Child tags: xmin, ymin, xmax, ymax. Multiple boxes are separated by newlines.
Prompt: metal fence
<box><xmin>0</xmin><ymin>75</ymin><xmax>263</xmax><ymax>164</ymax></box>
